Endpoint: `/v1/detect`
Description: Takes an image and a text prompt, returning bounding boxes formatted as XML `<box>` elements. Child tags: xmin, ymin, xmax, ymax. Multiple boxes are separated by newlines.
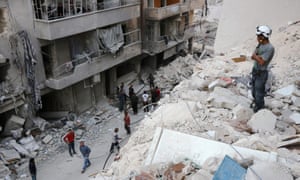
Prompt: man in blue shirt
<box><xmin>251</xmin><ymin>25</ymin><xmax>275</xmax><ymax>112</ymax></box>
<box><xmin>79</xmin><ymin>140</ymin><xmax>91</xmax><ymax>173</ymax></box>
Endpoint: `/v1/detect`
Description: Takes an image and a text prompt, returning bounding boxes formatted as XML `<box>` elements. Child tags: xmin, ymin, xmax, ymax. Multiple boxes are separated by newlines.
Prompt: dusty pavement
<box><xmin>24</xmin><ymin>101</ymin><xmax>151</xmax><ymax>180</ymax></box>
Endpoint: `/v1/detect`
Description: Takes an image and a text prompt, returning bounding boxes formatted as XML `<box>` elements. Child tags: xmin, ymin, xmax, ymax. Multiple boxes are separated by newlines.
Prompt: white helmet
<box><xmin>256</xmin><ymin>25</ymin><xmax>272</xmax><ymax>38</ymax></box>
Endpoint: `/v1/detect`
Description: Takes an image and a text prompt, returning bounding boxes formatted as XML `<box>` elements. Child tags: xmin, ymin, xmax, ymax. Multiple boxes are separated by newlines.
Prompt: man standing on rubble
<box><xmin>79</xmin><ymin>140</ymin><xmax>91</xmax><ymax>174</ymax></box>
<box><xmin>63</xmin><ymin>129</ymin><xmax>77</xmax><ymax>157</ymax></box>
<box><xmin>251</xmin><ymin>25</ymin><xmax>275</xmax><ymax>112</ymax></box>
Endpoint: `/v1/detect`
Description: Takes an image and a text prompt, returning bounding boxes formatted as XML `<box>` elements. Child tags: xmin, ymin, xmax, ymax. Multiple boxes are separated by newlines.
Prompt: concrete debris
<box><xmin>0</xmin><ymin>161</ymin><xmax>11</xmax><ymax>179</ymax></box>
<box><xmin>245</xmin><ymin>162</ymin><xmax>293</xmax><ymax>180</ymax></box>
<box><xmin>208</xmin><ymin>77</ymin><xmax>233</xmax><ymax>90</ymax></box>
<box><xmin>19</xmin><ymin>136</ymin><xmax>40</xmax><ymax>152</ymax></box>
<box><xmin>232</xmin><ymin>104</ymin><xmax>254</xmax><ymax>122</ymax></box>
<box><xmin>207</xmin><ymin>87</ymin><xmax>251</xmax><ymax>109</ymax></box>
<box><xmin>32</xmin><ymin>117</ymin><xmax>49</xmax><ymax>131</ymax></box>
<box><xmin>247</xmin><ymin>109</ymin><xmax>277</xmax><ymax>133</ymax></box>
<box><xmin>42</xmin><ymin>135</ymin><xmax>53</xmax><ymax>144</ymax></box>
<box><xmin>292</xmin><ymin>96</ymin><xmax>300</xmax><ymax>107</ymax></box>
<box><xmin>0</xmin><ymin>148</ymin><xmax>21</xmax><ymax>163</ymax></box>
<box><xmin>3</xmin><ymin>115</ymin><xmax>25</xmax><ymax>136</ymax></box>
<box><xmin>289</xmin><ymin>112</ymin><xmax>300</xmax><ymax>124</ymax></box>
<box><xmin>274</xmin><ymin>84</ymin><xmax>296</xmax><ymax>97</ymax></box>
<box><xmin>9</xmin><ymin>140</ymin><xmax>30</xmax><ymax>157</ymax></box>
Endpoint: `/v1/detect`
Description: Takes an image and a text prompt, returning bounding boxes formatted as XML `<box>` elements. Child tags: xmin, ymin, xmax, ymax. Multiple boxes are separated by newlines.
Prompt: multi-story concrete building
<box><xmin>0</xmin><ymin>0</ymin><xmax>204</xmax><ymax>127</ymax></box>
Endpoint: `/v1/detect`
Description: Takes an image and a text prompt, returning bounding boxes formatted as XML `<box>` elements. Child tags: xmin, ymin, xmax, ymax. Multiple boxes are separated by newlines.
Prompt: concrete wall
<box><xmin>8</xmin><ymin>0</ymin><xmax>46</xmax><ymax>83</ymax></box>
<box><xmin>214</xmin><ymin>0</ymin><xmax>300</xmax><ymax>53</ymax></box>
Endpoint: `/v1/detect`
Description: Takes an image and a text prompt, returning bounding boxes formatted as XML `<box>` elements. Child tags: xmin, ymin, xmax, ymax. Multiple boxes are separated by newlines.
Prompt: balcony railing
<box><xmin>33</xmin><ymin>0</ymin><xmax>139</xmax><ymax>21</ymax></box>
<box><xmin>52</xmin><ymin>29</ymin><xmax>140</xmax><ymax>78</ymax></box>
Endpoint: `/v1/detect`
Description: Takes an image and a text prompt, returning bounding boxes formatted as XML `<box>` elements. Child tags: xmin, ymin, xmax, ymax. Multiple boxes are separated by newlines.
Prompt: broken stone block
<box><xmin>32</xmin><ymin>117</ymin><xmax>49</xmax><ymax>131</ymax></box>
<box><xmin>9</xmin><ymin>140</ymin><xmax>30</xmax><ymax>156</ymax></box>
<box><xmin>275</xmin><ymin>85</ymin><xmax>296</xmax><ymax>97</ymax></box>
<box><xmin>266</xmin><ymin>99</ymin><xmax>285</xmax><ymax>109</ymax></box>
<box><xmin>208</xmin><ymin>78</ymin><xmax>232</xmax><ymax>91</ymax></box>
<box><xmin>247</xmin><ymin>109</ymin><xmax>277</xmax><ymax>133</ymax></box>
<box><xmin>0</xmin><ymin>161</ymin><xmax>11</xmax><ymax>179</ymax></box>
<box><xmin>42</xmin><ymin>135</ymin><xmax>53</xmax><ymax>144</ymax></box>
<box><xmin>276</xmin><ymin>121</ymin><xmax>296</xmax><ymax>136</ymax></box>
<box><xmin>207</xmin><ymin>87</ymin><xmax>251</xmax><ymax>109</ymax></box>
<box><xmin>19</xmin><ymin>136</ymin><xmax>40</xmax><ymax>152</ymax></box>
<box><xmin>292</xmin><ymin>96</ymin><xmax>300</xmax><ymax>107</ymax></box>
<box><xmin>3</xmin><ymin>115</ymin><xmax>25</xmax><ymax>136</ymax></box>
<box><xmin>0</xmin><ymin>148</ymin><xmax>21</xmax><ymax>163</ymax></box>
<box><xmin>188</xmin><ymin>76</ymin><xmax>210</xmax><ymax>90</ymax></box>
<box><xmin>289</xmin><ymin>112</ymin><xmax>300</xmax><ymax>124</ymax></box>
<box><xmin>245</xmin><ymin>162</ymin><xmax>293</xmax><ymax>180</ymax></box>
<box><xmin>189</xmin><ymin>169</ymin><xmax>213</xmax><ymax>180</ymax></box>
<box><xmin>232</xmin><ymin>104</ymin><xmax>253</xmax><ymax>121</ymax></box>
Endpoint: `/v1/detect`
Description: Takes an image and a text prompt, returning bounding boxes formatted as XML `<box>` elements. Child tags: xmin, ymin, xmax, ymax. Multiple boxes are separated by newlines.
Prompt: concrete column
<box><xmin>154</xmin><ymin>22</ymin><xmax>160</xmax><ymax>41</ymax></box>
<box><xmin>188</xmin><ymin>37</ymin><xmax>193</xmax><ymax>54</ymax></box>
<box><xmin>108</xmin><ymin>67</ymin><xmax>117</xmax><ymax>95</ymax></box>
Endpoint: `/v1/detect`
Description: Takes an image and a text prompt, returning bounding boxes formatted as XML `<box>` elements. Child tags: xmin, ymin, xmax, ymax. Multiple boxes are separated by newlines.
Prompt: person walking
<box><xmin>29</xmin><ymin>158</ymin><xmax>37</xmax><ymax>180</ymax></box>
<box><xmin>79</xmin><ymin>140</ymin><xmax>91</xmax><ymax>174</ymax></box>
<box><xmin>142</xmin><ymin>91</ymin><xmax>149</xmax><ymax>112</ymax></box>
<box><xmin>118</xmin><ymin>83</ymin><xmax>126</xmax><ymax>112</ymax></box>
<box><xmin>251</xmin><ymin>25</ymin><xmax>275</xmax><ymax>112</ymax></box>
<box><xmin>148</xmin><ymin>73</ymin><xmax>155</xmax><ymax>88</ymax></box>
<box><xmin>130</xmin><ymin>93</ymin><xmax>138</xmax><ymax>114</ymax></box>
<box><xmin>124</xmin><ymin>110</ymin><xmax>131</xmax><ymax>135</ymax></box>
<box><xmin>109</xmin><ymin>128</ymin><xmax>122</xmax><ymax>154</ymax></box>
<box><xmin>63</xmin><ymin>129</ymin><xmax>76</xmax><ymax>157</ymax></box>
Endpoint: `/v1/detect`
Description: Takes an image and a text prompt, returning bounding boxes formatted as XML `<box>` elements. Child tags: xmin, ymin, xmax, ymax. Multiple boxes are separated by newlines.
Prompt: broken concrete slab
<box><xmin>145</xmin><ymin>128</ymin><xmax>277</xmax><ymax>167</ymax></box>
<box><xmin>19</xmin><ymin>136</ymin><xmax>40</xmax><ymax>152</ymax></box>
<box><xmin>245</xmin><ymin>162</ymin><xmax>293</xmax><ymax>180</ymax></box>
<box><xmin>32</xmin><ymin>116</ymin><xmax>49</xmax><ymax>131</ymax></box>
<box><xmin>0</xmin><ymin>148</ymin><xmax>21</xmax><ymax>163</ymax></box>
<box><xmin>247</xmin><ymin>109</ymin><xmax>277</xmax><ymax>133</ymax></box>
<box><xmin>208</xmin><ymin>77</ymin><xmax>233</xmax><ymax>90</ymax></box>
<box><xmin>289</xmin><ymin>112</ymin><xmax>300</xmax><ymax>124</ymax></box>
<box><xmin>42</xmin><ymin>135</ymin><xmax>53</xmax><ymax>144</ymax></box>
<box><xmin>3</xmin><ymin>115</ymin><xmax>25</xmax><ymax>136</ymax></box>
<box><xmin>232</xmin><ymin>104</ymin><xmax>253</xmax><ymax>121</ymax></box>
<box><xmin>0</xmin><ymin>161</ymin><xmax>11</xmax><ymax>179</ymax></box>
<box><xmin>292</xmin><ymin>96</ymin><xmax>300</xmax><ymax>107</ymax></box>
<box><xmin>278</xmin><ymin>136</ymin><xmax>300</xmax><ymax>148</ymax></box>
<box><xmin>9</xmin><ymin>140</ymin><xmax>30</xmax><ymax>156</ymax></box>
<box><xmin>207</xmin><ymin>87</ymin><xmax>251</xmax><ymax>109</ymax></box>
<box><xmin>274</xmin><ymin>85</ymin><xmax>296</xmax><ymax>97</ymax></box>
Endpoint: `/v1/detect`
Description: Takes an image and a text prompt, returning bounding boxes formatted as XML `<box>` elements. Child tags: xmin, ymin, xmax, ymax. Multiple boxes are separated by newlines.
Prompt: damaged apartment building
<box><xmin>0</xmin><ymin>0</ymin><xmax>204</xmax><ymax>131</ymax></box>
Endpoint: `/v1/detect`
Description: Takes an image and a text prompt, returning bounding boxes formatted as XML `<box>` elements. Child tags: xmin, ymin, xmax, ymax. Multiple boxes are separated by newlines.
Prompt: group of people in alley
<box><xmin>117</xmin><ymin>73</ymin><xmax>161</xmax><ymax>114</ymax></box>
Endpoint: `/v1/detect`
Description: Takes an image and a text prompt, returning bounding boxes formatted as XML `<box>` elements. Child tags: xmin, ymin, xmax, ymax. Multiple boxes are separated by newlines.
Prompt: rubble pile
<box><xmin>100</xmin><ymin>23</ymin><xmax>300</xmax><ymax>179</ymax></box>
<box><xmin>0</xmin><ymin>102</ymin><xmax>120</xmax><ymax>179</ymax></box>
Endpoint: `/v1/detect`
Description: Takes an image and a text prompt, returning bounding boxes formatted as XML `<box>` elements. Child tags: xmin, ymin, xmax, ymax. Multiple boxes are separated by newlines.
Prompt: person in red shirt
<box><xmin>124</xmin><ymin>111</ymin><xmax>131</xmax><ymax>135</ymax></box>
<box><xmin>155</xmin><ymin>86</ymin><xmax>161</xmax><ymax>102</ymax></box>
<box><xmin>63</xmin><ymin>129</ymin><xmax>76</xmax><ymax>157</ymax></box>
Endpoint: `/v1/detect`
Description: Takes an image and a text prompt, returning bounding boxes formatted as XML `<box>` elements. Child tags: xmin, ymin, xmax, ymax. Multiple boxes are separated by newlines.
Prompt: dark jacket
<box><xmin>29</xmin><ymin>158</ymin><xmax>37</xmax><ymax>175</ymax></box>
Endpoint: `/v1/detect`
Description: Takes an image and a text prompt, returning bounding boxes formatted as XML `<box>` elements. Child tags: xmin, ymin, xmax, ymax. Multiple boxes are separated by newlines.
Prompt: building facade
<box><xmin>0</xmin><ymin>0</ymin><xmax>204</xmax><ymax>128</ymax></box>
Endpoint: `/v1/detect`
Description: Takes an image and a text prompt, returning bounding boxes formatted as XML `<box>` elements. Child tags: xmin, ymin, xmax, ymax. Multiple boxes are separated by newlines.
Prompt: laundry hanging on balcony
<box><xmin>96</xmin><ymin>24</ymin><xmax>124</xmax><ymax>55</ymax></box>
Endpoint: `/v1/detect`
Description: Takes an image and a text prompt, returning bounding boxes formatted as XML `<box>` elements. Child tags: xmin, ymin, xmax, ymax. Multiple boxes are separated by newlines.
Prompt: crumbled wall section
<box><xmin>0</xmin><ymin>8</ymin><xmax>7</xmax><ymax>34</ymax></box>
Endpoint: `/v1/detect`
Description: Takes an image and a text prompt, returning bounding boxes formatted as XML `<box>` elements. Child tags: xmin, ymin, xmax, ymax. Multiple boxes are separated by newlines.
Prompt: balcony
<box><xmin>33</xmin><ymin>0</ymin><xmax>140</xmax><ymax>40</ymax></box>
<box><xmin>45</xmin><ymin>41</ymin><xmax>142</xmax><ymax>90</ymax></box>
<box><xmin>144</xmin><ymin>26</ymin><xmax>195</xmax><ymax>54</ymax></box>
<box><xmin>145</xmin><ymin>0</ymin><xmax>204</xmax><ymax>20</ymax></box>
